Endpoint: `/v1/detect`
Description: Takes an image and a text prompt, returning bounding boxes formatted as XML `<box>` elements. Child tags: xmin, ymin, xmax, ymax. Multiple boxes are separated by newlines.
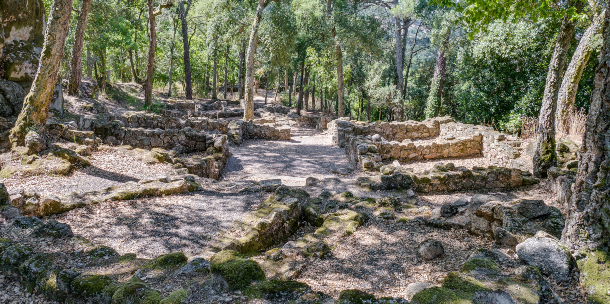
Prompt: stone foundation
<box><xmin>228</xmin><ymin>121</ymin><xmax>290</xmax><ymax>145</ymax></box>
<box><xmin>328</xmin><ymin>118</ymin><xmax>442</xmax><ymax>148</ymax></box>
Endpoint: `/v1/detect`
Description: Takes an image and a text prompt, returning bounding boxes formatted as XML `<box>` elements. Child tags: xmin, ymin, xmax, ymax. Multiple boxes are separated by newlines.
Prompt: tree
<box><xmin>68</xmin><ymin>0</ymin><xmax>93</xmax><ymax>96</ymax></box>
<box><xmin>562</xmin><ymin>7</ymin><xmax>610</xmax><ymax>252</ymax></box>
<box><xmin>10</xmin><ymin>0</ymin><xmax>74</xmax><ymax>145</ymax></box>
<box><xmin>243</xmin><ymin>0</ymin><xmax>270</xmax><ymax>120</ymax></box>
<box><xmin>556</xmin><ymin>9</ymin><xmax>606</xmax><ymax>133</ymax></box>
<box><xmin>533</xmin><ymin>0</ymin><xmax>584</xmax><ymax>178</ymax></box>
<box><xmin>425</xmin><ymin>28</ymin><xmax>451</xmax><ymax>118</ymax></box>
<box><xmin>144</xmin><ymin>0</ymin><xmax>173</xmax><ymax>106</ymax></box>
<box><xmin>180</xmin><ymin>0</ymin><xmax>193</xmax><ymax>99</ymax></box>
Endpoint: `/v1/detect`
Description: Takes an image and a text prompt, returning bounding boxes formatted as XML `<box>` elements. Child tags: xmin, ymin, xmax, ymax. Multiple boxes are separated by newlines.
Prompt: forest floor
<box><xmin>0</xmin><ymin>87</ymin><xmax>588</xmax><ymax>303</ymax></box>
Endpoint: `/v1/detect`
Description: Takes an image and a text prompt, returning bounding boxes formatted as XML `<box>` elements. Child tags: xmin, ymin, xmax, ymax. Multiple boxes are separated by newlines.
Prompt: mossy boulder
<box><xmin>462</xmin><ymin>258</ymin><xmax>500</xmax><ymax>274</ymax></box>
<box><xmin>578</xmin><ymin>250</ymin><xmax>610</xmax><ymax>304</ymax></box>
<box><xmin>144</xmin><ymin>252</ymin><xmax>187</xmax><ymax>270</ymax></box>
<box><xmin>87</xmin><ymin>246</ymin><xmax>120</xmax><ymax>259</ymax></box>
<box><xmin>160</xmin><ymin>289</ymin><xmax>189</xmax><ymax>304</ymax></box>
<box><xmin>336</xmin><ymin>289</ymin><xmax>376</xmax><ymax>304</ymax></box>
<box><xmin>13</xmin><ymin>216</ymin><xmax>43</xmax><ymax>229</ymax></box>
<box><xmin>0</xmin><ymin>238</ymin><xmax>12</xmax><ymax>255</ymax></box>
<box><xmin>411</xmin><ymin>287</ymin><xmax>461</xmax><ymax>304</ymax></box>
<box><xmin>0</xmin><ymin>244</ymin><xmax>33</xmax><ymax>272</ymax></box>
<box><xmin>111</xmin><ymin>276</ymin><xmax>161</xmax><ymax>304</ymax></box>
<box><xmin>33</xmin><ymin>220</ymin><xmax>74</xmax><ymax>238</ymax></box>
<box><xmin>441</xmin><ymin>272</ymin><xmax>491</xmax><ymax>298</ymax></box>
<box><xmin>71</xmin><ymin>274</ymin><xmax>120</xmax><ymax>303</ymax></box>
<box><xmin>0</xmin><ymin>183</ymin><xmax>9</xmax><ymax>205</ymax></box>
<box><xmin>315</xmin><ymin>209</ymin><xmax>364</xmax><ymax>237</ymax></box>
<box><xmin>209</xmin><ymin>250</ymin><xmax>265</xmax><ymax>290</ymax></box>
<box><xmin>244</xmin><ymin>280</ymin><xmax>311</xmax><ymax>301</ymax></box>
<box><xmin>19</xmin><ymin>253</ymin><xmax>52</xmax><ymax>284</ymax></box>
<box><xmin>37</xmin><ymin>269</ymin><xmax>79</xmax><ymax>301</ymax></box>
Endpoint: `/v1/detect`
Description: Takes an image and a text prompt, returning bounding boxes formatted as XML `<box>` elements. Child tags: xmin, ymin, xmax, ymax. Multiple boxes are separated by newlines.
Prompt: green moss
<box><xmin>578</xmin><ymin>250</ymin><xmax>610</xmax><ymax>304</ymax></box>
<box><xmin>462</xmin><ymin>258</ymin><xmax>500</xmax><ymax>274</ymax></box>
<box><xmin>118</xmin><ymin>253</ymin><xmax>137</xmax><ymax>263</ymax></box>
<box><xmin>160</xmin><ymin>289</ymin><xmax>189</xmax><ymax>304</ymax></box>
<box><xmin>496</xmin><ymin>279</ymin><xmax>540</xmax><ymax>304</ymax></box>
<box><xmin>19</xmin><ymin>253</ymin><xmax>52</xmax><ymax>283</ymax></box>
<box><xmin>209</xmin><ymin>250</ymin><xmax>265</xmax><ymax>290</ymax></box>
<box><xmin>411</xmin><ymin>287</ymin><xmax>465</xmax><ymax>304</ymax></box>
<box><xmin>336</xmin><ymin>289</ymin><xmax>376</xmax><ymax>304</ymax></box>
<box><xmin>244</xmin><ymin>280</ymin><xmax>309</xmax><ymax>300</ymax></box>
<box><xmin>71</xmin><ymin>275</ymin><xmax>119</xmax><ymax>300</ymax></box>
<box><xmin>87</xmin><ymin>246</ymin><xmax>120</xmax><ymax>259</ymax></box>
<box><xmin>0</xmin><ymin>238</ymin><xmax>12</xmax><ymax>255</ymax></box>
<box><xmin>442</xmin><ymin>272</ymin><xmax>490</xmax><ymax>298</ymax></box>
<box><xmin>144</xmin><ymin>252</ymin><xmax>187</xmax><ymax>270</ymax></box>
<box><xmin>111</xmin><ymin>277</ymin><xmax>161</xmax><ymax>304</ymax></box>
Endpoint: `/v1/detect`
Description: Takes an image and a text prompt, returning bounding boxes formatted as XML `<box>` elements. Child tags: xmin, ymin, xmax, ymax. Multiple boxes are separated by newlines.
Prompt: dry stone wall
<box><xmin>328</xmin><ymin>118</ymin><xmax>441</xmax><ymax>148</ymax></box>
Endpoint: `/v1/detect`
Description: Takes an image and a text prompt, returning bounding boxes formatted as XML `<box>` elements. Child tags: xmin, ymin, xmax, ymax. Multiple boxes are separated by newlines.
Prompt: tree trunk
<box><xmin>534</xmin><ymin>4</ymin><xmax>580</xmax><ymax>178</ymax></box>
<box><xmin>404</xmin><ymin>23</ymin><xmax>422</xmax><ymax>105</ymax></box>
<box><xmin>204</xmin><ymin>66</ymin><xmax>210</xmax><ymax>98</ymax></box>
<box><xmin>312</xmin><ymin>81</ymin><xmax>316</xmax><ymax>110</ymax></box>
<box><xmin>168</xmin><ymin>18</ymin><xmax>177</xmax><ymax>97</ymax></box>
<box><xmin>297</xmin><ymin>60</ymin><xmax>305</xmax><ymax>115</ymax></box>
<box><xmin>556</xmin><ymin>9</ymin><xmax>606</xmax><ymax>133</ymax></box>
<box><xmin>304</xmin><ymin>67</ymin><xmax>310</xmax><ymax>111</ymax></box>
<box><xmin>285</xmin><ymin>69</ymin><xmax>289</xmax><ymax>93</ymax></box>
<box><xmin>425</xmin><ymin>28</ymin><xmax>450</xmax><ymax>119</ymax></box>
<box><xmin>212</xmin><ymin>50</ymin><xmax>218</xmax><ymax>99</ymax></box>
<box><xmin>394</xmin><ymin>10</ymin><xmax>405</xmax><ymax>120</ymax></box>
<box><xmin>289</xmin><ymin>80</ymin><xmax>292</xmax><ymax>107</ymax></box>
<box><xmin>180</xmin><ymin>0</ymin><xmax>193</xmax><ymax>99</ymax></box>
<box><xmin>237</xmin><ymin>42</ymin><xmax>245</xmax><ymax>100</ymax></box>
<box><xmin>86</xmin><ymin>49</ymin><xmax>93</xmax><ymax>78</ymax></box>
<box><xmin>128</xmin><ymin>49</ymin><xmax>139</xmax><ymax>83</ymax></box>
<box><xmin>10</xmin><ymin>0</ymin><xmax>74</xmax><ymax>145</ymax></box>
<box><xmin>68</xmin><ymin>0</ymin><xmax>93</xmax><ymax>96</ymax></box>
<box><xmin>144</xmin><ymin>0</ymin><xmax>156</xmax><ymax>106</ymax></box>
<box><xmin>224</xmin><ymin>45</ymin><xmax>228</xmax><ymax>99</ymax></box>
<box><xmin>264</xmin><ymin>74</ymin><xmax>269</xmax><ymax>104</ymax></box>
<box><xmin>243</xmin><ymin>0</ymin><xmax>267</xmax><ymax>121</ymax></box>
<box><xmin>562</xmin><ymin>8</ymin><xmax>610</xmax><ymax>251</ymax></box>
<box><xmin>367</xmin><ymin>95</ymin><xmax>371</xmax><ymax>121</ymax></box>
<box><xmin>335</xmin><ymin>42</ymin><xmax>344</xmax><ymax>117</ymax></box>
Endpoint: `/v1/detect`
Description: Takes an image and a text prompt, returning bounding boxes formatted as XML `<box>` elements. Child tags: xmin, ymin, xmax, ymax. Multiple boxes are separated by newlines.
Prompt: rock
<box><xmin>566</xmin><ymin>160</ymin><xmax>578</xmax><ymax>170</ymax></box>
<box><xmin>516</xmin><ymin>232</ymin><xmax>574</xmax><ymax>282</ymax></box>
<box><xmin>12</xmin><ymin>216</ymin><xmax>42</xmax><ymax>228</ymax></box>
<box><xmin>244</xmin><ymin>280</ymin><xmax>311</xmax><ymax>302</ymax></box>
<box><xmin>1</xmin><ymin>206</ymin><xmax>22</xmax><ymax>220</ymax></box>
<box><xmin>19</xmin><ymin>253</ymin><xmax>52</xmax><ymax>282</ymax></box>
<box><xmin>515</xmin><ymin>199</ymin><xmax>549</xmax><ymax>219</ymax></box>
<box><xmin>471</xmin><ymin>194</ymin><xmax>499</xmax><ymax>206</ymax></box>
<box><xmin>0</xmin><ymin>79</ymin><xmax>26</xmax><ymax>116</ymax></box>
<box><xmin>144</xmin><ymin>252</ymin><xmax>188</xmax><ymax>270</ymax></box>
<box><xmin>305</xmin><ymin>177</ymin><xmax>320</xmax><ymax>186</ymax></box>
<box><xmin>356</xmin><ymin>143</ymin><xmax>369</xmax><ymax>154</ymax></box>
<box><xmin>494</xmin><ymin>228</ymin><xmax>519</xmax><ymax>247</ymax></box>
<box><xmin>25</xmin><ymin>131</ymin><xmax>46</xmax><ymax>154</ymax></box>
<box><xmin>37</xmin><ymin>196</ymin><xmax>63</xmax><ymax>217</ymax></box>
<box><xmin>372</xmin><ymin>134</ymin><xmax>382</xmax><ymax>142</ymax></box>
<box><xmin>440</xmin><ymin>204</ymin><xmax>459</xmax><ymax>217</ymax></box>
<box><xmin>475</xmin><ymin>201</ymin><xmax>500</xmax><ymax>222</ymax></box>
<box><xmin>0</xmin><ymin>244</ymin><xmax>33</xmax><ymax>271</ymax></box>
<box><xmin>259</xmin><ymin>179</ymin><xmax>282</xmax><ymax>192</ymax></box>
<box><xmin>38</xmin><ymin>269</ymin><xmax>79</xmax><ymax>301</ymax></box>
<box><xmin>405</xmin><ymin>282</ymin><xmax>436</xmax><ymax>300</ymax></box>
<box><xmin>0</xmin><ymin>184</ymin><xmax>9</xmax><ymax>205</ymax></box>
<box><xmin>473</xmin><ymin>290</ymin><xmax>517</xmax><ymax>304</ymax></box>
<box><xmin>175</xmin><ymin>258</ymin><xmax>210</xmax><ymax>276</ymax></box>
<box><xmin>33</xmin><ymin>220</ymin><xmax>74</xmax><ymax>238</ymax></box>
<box><xmin>418</xmin><ymin>239</ymin><xmax>444</xmax><ymax>260</ymax></box>
<box><xmin>406</xmin><ymin>189</ymin><xmax>415</xmax><ymax>198</ymax></box>
<box><xmin>380</xmin><ymin>165</ymin><xmax>396</xmax><ymax>175</ymax></box>
<box><xmin>70</xmin><ymin>275</ymin><xmax>120</xmax><ymax>303</ymax></box>
<box><xmin>50</xmin><ymin>83</ymin><xmax>63</xmax><ymax>115</ymax></box>
<box><xmin>160</xmin><ymin>289</ymin><xmax>189</xmax><ymax>304</ymax></box>
<box><xmin>111</xmin><ymin>276</ymin><xmax>161</xmax><ymax>304</ymax></box>
<box><xmin>210</xmin><ymin>250</ymin><xmax>265</xmax><ymax>290</ymax></box>
<box><xmin>336</xmin><ymin>289</ymin><xmax>376</xmax><ymax>304</ymax></box>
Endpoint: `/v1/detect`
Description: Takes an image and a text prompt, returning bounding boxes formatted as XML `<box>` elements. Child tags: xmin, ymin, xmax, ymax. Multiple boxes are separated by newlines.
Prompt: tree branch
<box><xmin>154</xmin><ymin>0</ymin><xmax>174</xmax><ymax>17</ymax></box>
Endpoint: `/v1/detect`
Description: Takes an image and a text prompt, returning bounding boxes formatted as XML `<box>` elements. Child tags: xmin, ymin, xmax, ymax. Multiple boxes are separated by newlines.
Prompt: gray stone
<box><xmin>404</xmin><ymin>282</ymin><xmax>435</xmax><ymax>300</ymax></box>
<box><xmin>259</xmin><ymin>179</ymin><xmax>282</xmax><ymax>192</ymax></box>
<box><xmin>175</xmin><ymin>258</ymin><xmax>210</xmax><ymax>276</ymax></box>
<box><xmin>440</xmin><ymin>204</ymin><xmax>459</xmax><ymax>218</ymax></box>
<box><xmin>494</xmin><ymin>228</ymin><xmax>519</xmax><ymax>247</ymax></box>
<box><xmin>305</xmin><ymin>177</ymin><xmax>319</xmax><ymax>186</ymax></box>
<box><xmin>406</xmin><ymin>189</ymin><xmax>415</xmax><ymax>198</ymax></box>
<box><xmin>25</xmin><ymin>131</ymin><xmax>46</xmax><ymax>154</ymax></box>
<box><xmin>50</xmin><ymin>84</ymin><xmax>63</xmax><ymax>115</ymax></box>
<box><xmin>516</xmin><ymin>232</ymin><xmax>574</xmax><ymax>282</ymax></box>
<box><xmin>1</xmin><ymin>206</ymin><xmax>22</xmax><ymax>220</ymax></box>
<box><xmin>356</xmin><ymin>144</ymin><xmax>369</xmax><ymax>154</ymax></box>
<box><xmin>471</xmin><ymin>194</ymin><xmax>500</xmax><ymax>206</ymax></box>
<box><xmin>515</xmin><ymin>199</ymin><xmax>549</xmax><ymax>219</ymax></box>
<box><xmin>418</xmin><ymin>239</ymin><xmax>444</xmax><ymax>260</ymax></box>
<box><xmin>33</xmin><ymin>220</ymin><xmax>74</xmax><ymax>238</ymax></box>
<box><xmin>371</xmin><ymin>134</ymin><xmax>382</xmax><ymax>142</ymax></box>
<box><xmin>13</xmin><ymin>216</ymin><xmax>43</xmax><ymax>229</ymax></box>
<box><xmin>473</xmin><ymin>290</ymin><xmax>516</xmax><ymax>304</ymax></box>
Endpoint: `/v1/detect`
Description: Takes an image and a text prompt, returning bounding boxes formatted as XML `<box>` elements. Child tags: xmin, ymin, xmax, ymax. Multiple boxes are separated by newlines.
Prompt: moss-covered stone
<box><xmin>87</xmin><ymin>246</ymin><xmax>120</xmax><ymax>259</ymax></box>
<box><xmin>37</xmin><ymin>269</ymin><xmax>79</xmax><ymax>302</ymax></box>
<box><xmin>111</xmin><ymin>276</ymin><xmax>161</xmax><ymax>304</ymax></box>
<box><xmin>462</xmin><ymin>258</ymin><xmax>500</xmax><ymax>274</ymax></box>
<box><xmin>441</xmin><ymin>272</ymin><xmax>491</xmax><ymax>298</ymax></box>
<box><xmin>0</xmin><ymin>238</ymin><xmax>12</xmax><ymax>256</ymax></box>
<box><xmin>496</xmin><ymin>278</ymin><xmax>540</xmax><ymax>304</ymax></box>
<box><xmin>160</xmin><ymin>289</ymin><xmax>189</xmax><ymax>304</ymax></box>
<box><xmin>244</xmin><ymin>280</ymin><xmax>310</xmax><ymax>301</ymax></box>
<box><xmin>118</xmin><ymin>253</ymin><xmax>137</xmax><ymax>263</ymax></box>
<box><xmin>336</xmin><ymin>289</ymin><xmax>376</xmax><ymax>304</ymax></box>
<box><xmin>209</xmin><ymin>250</ymin><xmax>265</xmax><ymax>290</ymax></box>
<box><xmin>33</xmin><ymin>220</ymin><xmax>74</xmax><ymax>238</ymax></box>
<box><xmin>315</xmin><ymin>209</ymin><xmax>363</xmax><ymax>237</ymax></box>
<box><xmin>578</xmin><ymin>250</ymin><xmax>610</xmax><ymax>304</ymax></box>
<box><xmin>144</xmin><ymin>252</ymin><xmax>187</xmax><ymax>270</ymax></box>
<box><xmin>0</xmin><ymin>244</ymin><xmax>33</xmax><ymax>272</ymax></box>
<box><xmin>411</xmin><ymin>287</ymin><xmax>461</xmax><ymax>304</ymax></box>
<box><xmin>71</xmin><ymin>275</ymin><xmax>120</xmax><ymax>303</ymax></box>
<box><xmin>19</xmin><ymin>253</ymin><xmax>52</xmax><ymax>285</ymax></box>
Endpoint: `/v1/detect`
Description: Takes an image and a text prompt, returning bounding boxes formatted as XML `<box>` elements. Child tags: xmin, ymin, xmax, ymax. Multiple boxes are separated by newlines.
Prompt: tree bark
<box><xmin>68</xmin><ymin>0</ymin><xmax>93</xmax><ymax>96</ymax></box>
<box><xmin>10</xmin><ymin>0</ymin><xmax>74</xmax><ymax>145</ymax></box>
<box><xmin>180</xmin><ymin>0</ymin><xmax>193</xmax><ymax>99</ymax></box>
<box><xmin>297</xmin><ymin>60</ymin><xmax>305</xmax><ymax>115</ymax></box>
<box><xmin>556</xmin><ymin>9</ymin><xmax>606</xmax><ymax>133</ymax></box>
<box><xmin>144</xmin><ymin>0</ymin><xmax>172</xmax><ymax>106</ymax></box>
<box><xmin>562</xmin><ymin>8</ymin><xmax>610</xmax><ymax>251</ymax></box>
<box><xmin>394</xmin><ymin>11</ymin><xmax>405</xmax><ymax>120</ymax></box>
<box><xmin>243</xmin><ymin>0</ymin><xmax>267</xmax><ymax>120</ymax></box>
<box><xmin>224</xmin><ymin>44</ymin><xmax>229</xmax><ymax>99</ymax></box>
<box><xmin>168</xmin><ymin>18</ymin><xmax>177</xmax><ymax>97</ymax></box>
<box><xmin>212</xmin><ymin>50</ymin><xmax>218</xmax><ymax>99</ymax></box>
<box><xmin>425</xmin><ymin>29</ymin><xmax>450</xmax><ymax>119</ymax></box>
<box><xmin>237</xmin><ymin>42</ymin><xmax>245</xmax><ymax>100</ymax></box>
<box><xmin>304</xmin><ymin>67</ymin><xmax>310</xmax><ymax>111</ymax></box>
<box><xmin>312</xmin><ymin>81</ymin><xmax>316</xmax><ymax>110</ymax></box>
<box><xmin>533</xmin><ymin>3</ymin><xmax>580</xmax><ymax>178</ymax></box>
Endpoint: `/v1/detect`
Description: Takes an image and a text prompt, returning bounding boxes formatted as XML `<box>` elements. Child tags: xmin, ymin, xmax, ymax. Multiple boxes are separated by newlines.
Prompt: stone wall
<box><xmin>328</xmin><ymin>118</ymin><xmax>442</xmax><ymax>148</ymax></box>
<box><xmin>229</xmin><ymin>121</ymin><xmax>290</xmax><ymax>144</ymax></box>
<box><xmin>115</xmin><ymin>112</ymin><xmax>229</xmax><ymax>133</ymax></box>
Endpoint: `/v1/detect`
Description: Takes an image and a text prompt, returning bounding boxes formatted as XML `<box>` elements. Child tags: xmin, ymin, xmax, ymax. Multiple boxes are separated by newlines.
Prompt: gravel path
<box><xmin>57</xmin><ymin>191</ymin><xmax>264</xmax><ymax>259</ymax></box>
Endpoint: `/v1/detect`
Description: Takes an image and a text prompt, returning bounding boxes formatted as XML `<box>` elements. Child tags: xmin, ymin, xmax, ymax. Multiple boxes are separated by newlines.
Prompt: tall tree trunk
<box><xmin>327</xmin><ymin>0</ymin><xmax>344</xmax><ymax>117</ymax></box>
<box><xmin>394</xmin><ymin>11</ymin><xmax>405</xmax><ymax>120</ymax></box>
<box><xmin>304</xmin><ymin>67</ymin><xmax>310</xmax><ymax>111</ymax></box>
<box><xmin>212</xmin><ymin>50</ymin><xmax>218</xmax><ymax>99</ymax></box>
<box><xmin>68</xmin><ymin>0</ymin><xmax>93</xmax><ymax>96</ymax></box>
<box><xmin>285</xmin><ymin>69</ymin><xmax>289</xmax><ymax>93</ymax></box>
<box><xmin>237</xmin><ymin>41</ymin><xmax>245</xmax><ymax>100</ymax></box>
<box><xmin>562</xmin><ymin>8</ymin><xmax>610</xmax><ymax>252</ymax></box>
<box><xmin>86</xmin><ymin>49</ymin><xmax>93</xmax><ymax>78</ymax></box>
<box><xmin>144</xmin><ymin>0</ymin><xmax>156</xmax><ymax>106</ymax></box>
<box><xmin>180</xmin><ymin>0</ymin><xmax>193</xmax><ymax>99</ymax></box>
<box><xmin>404</xmin><ymin>23</ymin><xmax>422</xmax><ymax>105</ymax></box>
<box><xmin>168</xmin><ymin>18</ymin><xmax>177</xmax><ymax>97</ymax></box>
<box><xmin>367</xmin><ymin>94</ymin><xmax>371</xmax><ymax>121</ymax></box>
<box><xmin>425</xmin><ymin>29</ymin><xmax>450</xmax><ymax>119</ymax></box>
<box><xmin>556</xmin><ymin>9</ymin><xmax>606</xmax><ymax>133</ymax></box>
<box><xmin>312</xmin><ymin>81</ymin><xmax>316</xmax><ymax>110</ymax></box>
<box><xmin>10</xmin><ymin>0</ymin><xmax>74</xmax><ymax>145</ymax></box>
<box><xmin>224</xmin><ymin>45</ymin><xmax>228</xmax><ymax>99</ymax></box>
<box><xmin>204</xmin><ymin>66</ymin><xmax>210</xmax><ymax>98</ymax></box>
<box><xmin>297</xmin><ymin>60</ymin><xmax>305</xmax><ymax>115</ymax></box>
<box><xmin>128</xmin><ymin>49</ymin><xmax>139</xmax><ymax>83</ymax></box>
<box><xmin>289</xmin><ymin>77</ymin><xmax>293</xmax><ymax>107</ymax></box>
<box><xmin>534</xmin><ymin>2</ymin><xmax>581</xmax><ymax>178</ymax></box>
<box><xmin>264</xmin><ymin>74</ymin><xmax>269</xmax><ymax>104</ymax></box>
<box><xmin>243</xmin><ymin>0</ymin><xmax>267</xmax><ymax>120</ymax></box>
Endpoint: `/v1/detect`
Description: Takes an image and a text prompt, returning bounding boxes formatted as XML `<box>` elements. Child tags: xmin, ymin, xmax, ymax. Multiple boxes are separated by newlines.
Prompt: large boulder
<box><xmin>0</xmin><ymin>79</ymin><xmax>26</xmax><ymax>116</ymax></box>
<box><xmin>516</xmin><ymin>232</ymin><xmax>574</xmax><ymax>282</ymax></box>
<box><xmin>1</xmin><ymin>0</ymin><xmax>45</xmax><ymax>85</ymax></box>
